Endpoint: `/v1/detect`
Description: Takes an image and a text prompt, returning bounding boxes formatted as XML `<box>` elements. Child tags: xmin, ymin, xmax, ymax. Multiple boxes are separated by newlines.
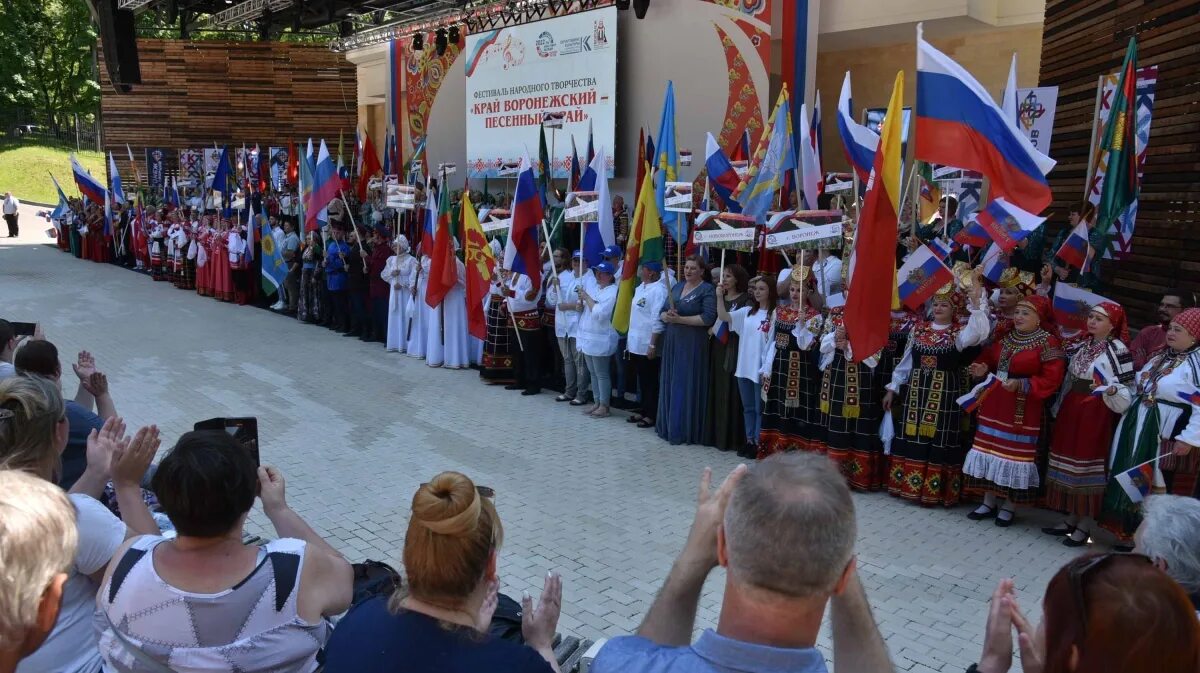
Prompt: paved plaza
<box><xmin>2</xmin><ymin>203</ymin><xmax>1091</xmax><ymax>672</ymax></box>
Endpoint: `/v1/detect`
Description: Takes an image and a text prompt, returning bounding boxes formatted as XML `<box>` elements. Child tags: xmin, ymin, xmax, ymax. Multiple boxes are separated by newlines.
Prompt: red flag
<box><xmin>356</xmin><ymin>132</ymin><xmax>382</xmax><ymax>201</ymax></box>
<box><xmin>287</xmin><ymin>143</ymin><xmax>298</xmax><ymax>186</ymax></box>
<box><xmin>425</xmin><ymin>182</ymin><xmax>457</xmax><ymax>308</ymax></box>
<box><xmin>846</xmin><ymin>72</ymin><xmax>904</xmax><ymax>362</ymax></box>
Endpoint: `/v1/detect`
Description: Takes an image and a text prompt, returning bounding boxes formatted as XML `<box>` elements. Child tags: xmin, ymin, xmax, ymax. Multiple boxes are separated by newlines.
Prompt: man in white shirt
<box><xmin>548</xmin><ymin>251</ymin><xmax>590</xmax><ymax>404</ymax></box>
<box><xmin>3</xmin><ymin>191</ymin><xmax>20</xmax><ymax>237</ymax></box>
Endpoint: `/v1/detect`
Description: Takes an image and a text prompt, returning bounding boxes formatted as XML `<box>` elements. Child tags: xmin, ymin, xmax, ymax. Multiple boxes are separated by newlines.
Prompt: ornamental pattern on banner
<box><xmin>405</xmin><ymin>40</ymin><xmax>464</xmax><ymax>155</ymax></box>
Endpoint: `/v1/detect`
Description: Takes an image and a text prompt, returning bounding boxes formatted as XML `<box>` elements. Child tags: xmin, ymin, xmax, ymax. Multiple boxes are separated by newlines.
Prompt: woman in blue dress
<box><xmin>656</xmin><ymin>255</ymin><xmax>717</xmax><ymax>445</ymax></box>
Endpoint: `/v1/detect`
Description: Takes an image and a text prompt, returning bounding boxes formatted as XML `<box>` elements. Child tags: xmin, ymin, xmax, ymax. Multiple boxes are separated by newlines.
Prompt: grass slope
<box><xmin>0</xmin><ymin>145</ymin><xmax>105</xmax><ymax>205</ymax></box>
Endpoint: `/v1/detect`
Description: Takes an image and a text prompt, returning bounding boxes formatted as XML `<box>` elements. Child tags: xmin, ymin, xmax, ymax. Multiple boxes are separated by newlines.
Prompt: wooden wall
<box><xmin>1039</xmin><ymin>0</ymin><xmax>1199</xmax><ymax>324</ymax></box>
<box><xmin>98</xmin><ymin>39</ymin><xmax>357</xmax><ymax>179</ymax></box>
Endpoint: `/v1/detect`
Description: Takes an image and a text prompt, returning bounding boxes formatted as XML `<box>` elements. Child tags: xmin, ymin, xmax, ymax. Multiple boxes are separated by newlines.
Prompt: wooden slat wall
<box><xmin>1039</xmin><ymin>0</ymin><xmax>1200</xmax><ymax>324</ymax></box>
<box><xmin>97</xmin><ymin>39</ymin><xmax>357</xmax><ymax>179</ymax></box>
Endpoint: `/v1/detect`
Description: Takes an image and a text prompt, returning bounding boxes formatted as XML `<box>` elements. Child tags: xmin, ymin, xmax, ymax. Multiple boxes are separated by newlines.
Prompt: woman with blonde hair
<box><xmin>323</xmin><ymin>471</ymin><xmax>564</xmax><ymax>673</ymax></box>
<box><xmin>0</xmin><ymin>375</ymin><xmax>158</xmax><ymax>673</ymax></box>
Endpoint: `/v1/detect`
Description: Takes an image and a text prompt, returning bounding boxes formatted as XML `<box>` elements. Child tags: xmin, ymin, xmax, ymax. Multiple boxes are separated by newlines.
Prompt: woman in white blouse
<box><xmin>625</xmin><ymin>261</ymin><xmax>669</xmax><ymax>429</ymax></box>
<box><xmin>577</xmin><ymin>262</ymin><xmax>620</xmax><ymax>419</ymax></box>
<box><xmin>716</xmin><ymin>275</ymin><xmax>778</xmax><ymax>458</ymax></box>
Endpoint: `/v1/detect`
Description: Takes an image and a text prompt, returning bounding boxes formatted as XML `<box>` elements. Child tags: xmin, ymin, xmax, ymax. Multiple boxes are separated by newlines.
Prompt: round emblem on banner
<box><xmin>535</xmin><ymin>31</ymin><xmax>556</xmax><ymax>57</ymax></box>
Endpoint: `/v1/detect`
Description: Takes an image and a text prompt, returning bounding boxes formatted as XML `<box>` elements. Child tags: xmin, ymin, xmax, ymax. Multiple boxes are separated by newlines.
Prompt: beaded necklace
<box><xmin>997</xmin><ymin>328</ymin><xmax>1049</xmax><ymax>376</ymax></box>
<box><xmin>1140</xmin><ymin>345</ymin><xmax>1198</xmax><ymax>403</ymax></box>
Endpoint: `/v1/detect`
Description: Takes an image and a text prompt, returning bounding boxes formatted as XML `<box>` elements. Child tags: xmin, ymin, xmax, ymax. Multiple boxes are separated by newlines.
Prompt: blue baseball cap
<box><xmin>595</xmin><ymin>261</ymin><xmax>616</xmax><ymax>275</ymax></box>
<box><xmin>642</xmin><ymin>260</ymin><xmax>663</xmax><ymax>272</ymax></box>
<box><xmin>571</xmin><ymin>250</ymin><xmax>583</xmax><ymax>260</ymax></box>
<box><xmin>602</xmin><ymin>244</ymin><xmax>623</xmax><ymax>258</ymax></box>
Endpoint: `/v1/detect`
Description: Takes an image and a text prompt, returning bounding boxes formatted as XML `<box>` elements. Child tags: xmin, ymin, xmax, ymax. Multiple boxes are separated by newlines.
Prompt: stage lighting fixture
<box><xmin>435</xmin><ymin>27</ymin><xmax>448</xmax><ymax>55</ymax></box>
<box><xmin>448</xmin><ymin>24</ymin><xmax>460</xmax><ymax>43</ymax></box>
<box><xmin>412</xmin><ymin>31</ymin><xmax>423</xmax><ymax>50</ymax></box>
<box><xmin>633</xmin><ymin>0</ymin><xmax>650</xmax><ymax>18</ymax></box>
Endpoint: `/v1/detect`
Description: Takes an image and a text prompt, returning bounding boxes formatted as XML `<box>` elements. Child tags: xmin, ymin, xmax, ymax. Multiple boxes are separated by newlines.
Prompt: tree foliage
<box><xmin>0</xmin><ymin>0</ymin><xmax>100</xmax><ymax>129</ymax></box>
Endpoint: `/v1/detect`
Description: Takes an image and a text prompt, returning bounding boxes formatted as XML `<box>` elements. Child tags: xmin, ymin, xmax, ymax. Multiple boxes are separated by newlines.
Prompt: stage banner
<box><xmin>269</xmin><ymin>147</ymin><xmax>289</xmax><ymax>191</ymax></box>
<box><xmin>178</xmin><ymin>150</ymin><xmax>203</xmax><ymax>188</ymax></box>
<box><xmin>464</xmin><ymin>6</ymin><xmax>617</xmax><ymax>179</ymax></box>
<box><xmin>1086</xmin><ymin>66</ymin><xmax>1157</xmax><ymax>260</ymax></box>
<box><xmin>1016</xmin><ymin>86</ymin><xmax>1058</xmax><ymax>155</ymax></box>
<box><xmin>145</xmin><ymin>148</ymin><xmax>166</xmax><ymax>190</ymax></box>
<box><xmin>203</xmin><ymin>148</ymin><xmax>223</xmax><ymax>178</ymax></box>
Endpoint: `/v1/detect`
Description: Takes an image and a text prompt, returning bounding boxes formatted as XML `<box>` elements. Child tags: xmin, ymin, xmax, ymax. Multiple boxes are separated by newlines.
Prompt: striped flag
<box><xmin>957</xmin><ymin>373</ymin><xmax>1004</xmax><ymax>413</ymax></box>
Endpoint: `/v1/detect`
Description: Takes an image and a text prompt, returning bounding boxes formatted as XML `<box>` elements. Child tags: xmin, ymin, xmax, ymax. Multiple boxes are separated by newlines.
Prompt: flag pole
<box><xmin>338</xmin><ymin>188</ymin><xmax>369</xmax><ymax>272</ymax></box>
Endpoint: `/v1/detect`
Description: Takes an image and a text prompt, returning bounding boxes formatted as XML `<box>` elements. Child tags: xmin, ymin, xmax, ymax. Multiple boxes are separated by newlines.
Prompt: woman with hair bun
<box><xmin>323</xmin><ymin>471</ymin><xmax>564</xmax><ymax>673</ymax></box>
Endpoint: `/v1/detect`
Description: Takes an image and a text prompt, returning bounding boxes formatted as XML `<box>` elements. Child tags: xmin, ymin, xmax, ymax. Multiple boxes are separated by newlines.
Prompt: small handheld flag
<box><xmin>1114</xmin><ymin>457</ymin><xmax>1159</xmax><ymax>504</ymax></box>
<box><xmin>1091</xmin><ymin>365</ymin><xmax>1111</xmax><ymax>398</ymax></box>
<box><xmin>957</xmin><ymin>373</ymin><xmax>1004</xmax><ymax>413</ymax></box>
<box><xmin>1178</xmin><ymin>388</ymin><xmax>1200</xmax><ymax>406</ymax></box>
<box><xmin>896</xmin><ymin>244</ymin><xmax>953</xmax><ymax>310</ymax></box>
<box><xmin>1055</xmin><ymin>220</ymin><xmax>1093</xmax><ymax>272</ymax></box>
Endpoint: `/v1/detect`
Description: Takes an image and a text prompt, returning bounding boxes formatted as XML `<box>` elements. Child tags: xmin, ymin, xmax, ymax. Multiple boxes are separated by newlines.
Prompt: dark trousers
<box><xmin>371</xmin><ymin>297</ymin><xmax>389</xmax><ymax>341</ymax></box>
<box><xmin>511</xmin><ymin>327</ymin><xmax>543</xmax><ymax>393</ymax></box>
<box><xmin>542</xmin><ymin>325</ymin><xmax>564</xmax><ymax>392</ymax></box>
<box><xmin>630</xmin><ymin>352</ymin><xmax>661</xmax><ymax>421</ymax></box>
<box><xmin>328</xmin><ymin>290</ymin><xmax>349</xmax><ymax>331</ymax></box>
<box><xmin>3</xmin><ymin>213</ymin><xmax>17</xmax><ymax>237</ymax></box>
<box><xmin>349</xmin><ymin>291</ymin><xmax>369</xmax><ymax>335</ymax></box>
<box><xmin>613</xmin><ymin>336</ymin><xmax>629</xmax><ymax>402</ymax></box>
<box><xmin>284</xmin><ymin>267</ymin><xmax>300</xmax><ymax>311</ymax></box>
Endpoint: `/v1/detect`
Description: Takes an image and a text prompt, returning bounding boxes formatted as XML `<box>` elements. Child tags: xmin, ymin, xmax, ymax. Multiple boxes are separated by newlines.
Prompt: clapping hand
<box><xmin>476</xmin><ymin>578</ymin><xmax>500</xmax><ymax>633</ymax></box>
<box><xmin>73</xmin><ymin>350</ymin><xmax>97</xmax><ymax>380</ymax></box>
<box><xmin>111</xmin><ymin>425</ymin><xmax>160</xmax><ymax>489</ymax></box>
<box><xmin>684</xmin><ymin>465</ymin><xmax>747</xmax><ymax>569</ymax></box>
<box><xmin>85</xmin><ymin>416</ymin><xmax>128</xmax><ymax>481</ymax></box>
<box><xmin>834</xmin><ymin>326</ymin><xmax>848</xmax><ymax>350</ymax></box>
<box><xmin>977</xmin><ymin>579</ymin><xmax>1016</xmax><ymax>673</ymax></box>
<box><xmin>521</xmin><ymin>572</ymin><xmax>563</xmax><ymax>653</ymax></box>
<box><xmin>81</xmin><ymin>372</ymin><xmax>109</xmax><ymax>397</ymax></box>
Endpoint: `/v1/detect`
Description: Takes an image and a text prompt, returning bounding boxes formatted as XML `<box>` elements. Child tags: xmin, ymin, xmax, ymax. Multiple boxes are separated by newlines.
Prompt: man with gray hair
<box><xmin>1135</xmin><ymin>495</ymin><xmax>1200</xmax><ymax>610</ymax></box>
<box><xmin>0</xmin><ymin>470</ymin><xmax>79</xmax><ymax>673</ymax></box>
<box><xmin>592</xmin><ymin>453</ymin><xmax>891</xmax><ymax>673</ymax></box>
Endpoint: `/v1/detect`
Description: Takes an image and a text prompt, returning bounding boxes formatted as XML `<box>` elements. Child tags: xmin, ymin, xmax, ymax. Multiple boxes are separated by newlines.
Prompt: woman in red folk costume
<box><xmin>962</xmin><ymin>294</ymin><xmax>1067</xmax><ymax>527</ymax></box>
<box><xmin>989</xmin><ymin>268</ymin><xmax>1037</xmax><ymax>336</ymax></box>
<box><xmin>884</xmin><ymin>277</ymin><xmax>990</xmax><ymax>506</ymax></box>
<box><xmin>1042</xmin><ymin>301</ymin><xmax>1134</xmax><ymax>546</ymax></box>
<box><xmin>194</xmin><ymin>218</ymin><xmax>212</xmax><ymax>297</ymax></box>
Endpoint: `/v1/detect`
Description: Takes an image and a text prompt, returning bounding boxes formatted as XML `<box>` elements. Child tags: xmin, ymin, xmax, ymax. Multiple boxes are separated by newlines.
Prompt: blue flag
<box><xmin>654</xmin><ymin>81</ymin><xmax>683</xmax><ymax>243</ymax></box>
<box><xmin>108</xmin><ymin>152</ymin><xmax>125</xmax><ymax>205</ymax></box>
<box><xmin>734</xmin><ymin>89</ymin><xmax>796</xmax><ymax>222</ymax></box>
<box><xmin>257</xmin><ymin>203</ymin><xmax>286</xmax><ymax>294</ymax></box>
<box><xmin>49</xmin><ymin>173</ymin><xmax>70</xmax><ymax>219</ymax></box>
<box><xmin>211</xmin><ymin>146</ymin><xmax>233</xmax><ymax>206</ymax></box>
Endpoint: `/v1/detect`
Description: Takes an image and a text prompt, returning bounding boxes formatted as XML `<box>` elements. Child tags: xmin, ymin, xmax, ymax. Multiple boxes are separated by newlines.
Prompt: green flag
<box><xmin>1096</xmin><ymin>37</ymin><xmax>1139</xmax><ymax>237</ymax></box>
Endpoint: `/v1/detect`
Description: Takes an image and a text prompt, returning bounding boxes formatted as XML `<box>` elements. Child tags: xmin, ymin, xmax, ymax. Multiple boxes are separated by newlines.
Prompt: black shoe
<box><xmin>521</xmin><ymin>389</ymin><xmax>541</xmax><ymax>396</ymax></box>
<box><xmin>967</xmin><ymin>505</ymin><xmax>997</xmax><ymax>521</ymax></box>
<box><xmin>737</xmin><ymin>441</ymin><xmax>757</xmax><ymax>459</ymax></box>
<box><xmin>1062</xmin><ymin>534</ymin><xmax>1089</xmax><ymax>548</ymax></box>
<box><xmin>504</xmin><ymin>384</ymin><xmax>523</xmax><ymax>391</ymax></box>
<box><xmin>1041</xmin><ymin>524</ymin><xmax>1076</xmax><ymax>536</ymax></box>
<box><xmin>994</xmin><ymin>509</ymin><xmax>1016</xmax><ymax>527</ymax></box>
<box><xmin>1111</xmin><ymin>543</ymin><xmax>1135</xmax><ymax>553</ymax></box>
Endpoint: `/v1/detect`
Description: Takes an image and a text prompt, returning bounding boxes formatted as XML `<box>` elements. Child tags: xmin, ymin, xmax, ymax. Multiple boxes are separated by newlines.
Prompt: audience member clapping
<box><xmin>13</xmin><ymin>341</ymin><xmax>115</xmax><ymax>489</ymax></box>
<box><xmin>1135</xmin><ymin>495</ymin><xmax>1200</xmax><ymax>609</ymax></box>
<box><xmin>592</xmin><ymin>453</ymin><xmax>891</xmax><ymax>673</ymax></box>
<box><xmin>323</xmin><ymin>471</ymin><xmax>564</xmax><ymax>673</ymax></box>
<box><xmin>0</xmin><ymin>471</ymin><xmax>78</xmax><ymax>673</ymax></box>
<box><xmin>974</xmin><ymin>553</ymin><xmax>1200</xmax><ymax>673</ymax></box>
<box><xmin>95</xmin><ymin>430</ymin><xmax>352</xmax><ymax>672</ymax></box>
<box><xmin>0</xmin><ymin>375</ymin><xmax>158</xmax><ymax>673</ymax></box>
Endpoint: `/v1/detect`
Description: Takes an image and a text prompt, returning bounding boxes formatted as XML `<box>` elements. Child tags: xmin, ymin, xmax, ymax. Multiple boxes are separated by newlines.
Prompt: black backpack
<box><xmin>350</xmin><ymin>560</ymin><xmax>402</xmax><ymax>607</ymax></box>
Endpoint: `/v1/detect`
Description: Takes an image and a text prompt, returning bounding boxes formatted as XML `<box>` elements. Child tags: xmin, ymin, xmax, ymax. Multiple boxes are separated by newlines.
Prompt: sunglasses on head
<box><xmin>1067</xmin><ymin>552</ymin><xmax>1151</xmax><ymax>631</ymax></box>
<box><xmin>419</xmin><ymin>483</ymin><xmax>495</xmax><ymax>499</ymax></box>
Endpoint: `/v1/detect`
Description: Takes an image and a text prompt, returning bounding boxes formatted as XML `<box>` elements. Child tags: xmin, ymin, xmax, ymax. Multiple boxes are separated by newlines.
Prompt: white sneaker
<box><xmin>271</xmin><ymin>301</ymin><xmax>285</xmax><ymax>310</ymax></box>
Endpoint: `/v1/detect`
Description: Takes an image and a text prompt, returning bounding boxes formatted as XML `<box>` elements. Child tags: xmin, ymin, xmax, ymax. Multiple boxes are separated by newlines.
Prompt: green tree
<box><xmin>0</xmin><ymin>0</ymin><xmax>99</xmax><ymax>130</ymax></box>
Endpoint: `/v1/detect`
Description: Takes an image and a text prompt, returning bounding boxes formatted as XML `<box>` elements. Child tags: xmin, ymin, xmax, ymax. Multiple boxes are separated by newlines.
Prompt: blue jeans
<box><xmin>736</xmin><ymin>376</ymin><xmax>763</xmax><ymax>442</ymax></box>
<box><xmin>585</xmin><ymin>354</ymin><xmax>612</xmax><ymax>406</ymax></box>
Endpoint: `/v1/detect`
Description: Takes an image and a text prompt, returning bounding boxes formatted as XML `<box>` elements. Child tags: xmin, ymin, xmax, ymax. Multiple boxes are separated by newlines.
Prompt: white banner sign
<box><xmin>465</xmin><ymin>6</ymin><xmax>617</xmax><ymax>179</ymax></box>
<box><xmin>693</xmin><ymin>227</ymin><xmax>756</xmax><ymax>244</ymax></box>
<box><xmin>1016</xmin><ymin>86</ymin><xmax>1059</xmax><ymax>154</ymax></box>
<box><xmin>664</xmin><ymin>182</ymin><xmax>693</xmax><ymax>213</ymax></box>
<box><xmin>765</xmin><ymin>222</ymin><xmax>843</xmax><ymax>249</ymax></box>
<box><xmin>482</xmin><ymin>216</ymin><xmax>512</xmax><ymax>233</ymax></box>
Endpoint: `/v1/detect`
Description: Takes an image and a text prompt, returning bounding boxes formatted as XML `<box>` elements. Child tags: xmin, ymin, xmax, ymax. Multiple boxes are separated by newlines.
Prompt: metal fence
<box><xmin>0</xmin><ymin>109</ymin><xmax>102</xmax><ymax>151</ymax></box>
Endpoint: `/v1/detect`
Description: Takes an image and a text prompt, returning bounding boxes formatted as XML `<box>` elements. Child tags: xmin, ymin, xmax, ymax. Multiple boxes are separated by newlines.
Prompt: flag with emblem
<box><xmin>462</xmin><ymin>191</ymin><xmax>495</xmax><ymax>340</ymax></box>
<box><xmin>1052</xmin><ymin>283</ymin><xmax>1110</xmax><ymax>331</ymax></box>
<box><xmin>1096</xmin><ymin>37</ymin><xmax>1139</xmax><ymax>234</ymax></box>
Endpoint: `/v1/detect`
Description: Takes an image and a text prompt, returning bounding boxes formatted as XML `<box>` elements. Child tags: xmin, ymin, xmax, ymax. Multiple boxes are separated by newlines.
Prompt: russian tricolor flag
<box><xmin>927</xmin><ymin>238</ymin><xmax>954</xmax><ymax>262</ymax></box>
<box><xmin>1178</xmin><ymin>388</ymin><xmax>1200</xmax><ymax>406</ymax></box>
<box><xmin>957</xmin><ymin>373</ymin><xmax>1003</xmax><ymax>413</ymax></box>
<box><xmin>704</xmin><ymin>132</ymin><xmax>742</xmax><ymax>213</ymax></box>
<box><xmin>306</xmin><ymin>140</ymin><xmax>340</xmax><ymax>232</ymax></box>
<box><xmin>836</xmin><ymin>71</ymin><xmax>879</xmax><ymax>183</ymax></box>
<box><xmin>1055</xmin><ymin>221</ymin><xmax>1093</xmax><ymax>272</ymax></box>
<box><xmin>980</xmin><ymin>244</ymin><xmax>1008</xmax><ymax>284</ymax></box>
<box><xmin>72</xmin><ymin>155</ymin><xmax>107</xmax><ymax>205</ymax></box>
<box><xmin>954</xmin><ymin>218</ymin><xmax>992</xmax><ymax>249</ymax></box>
<box><xmin>713</xmin><ymin>319</ymin><xmax>730</xmax><ymax>345</ymax></box>
<box><xmin>915</xmin><ymin>27</ymin><xmax>1056</xmax><ymax>215</ymax></box>
<box><xmin>579</xmin><ymin>147</ymin><xmax>615</xmax><ymax>266</ymax></box>
<box><xmin>503</xmin><ymin>156</ymin><xmax>544</xmax><ymax>288</ymax></box>
<box><xmin>1115</xmin><ymin>461</ymin><xmax>1155</xmax><ymax>504</ymax></box>
<box><xmin>1091</xmin><ymin>365</ymin><xmax>1111</xmax><ymax>398</ymax></box>
<box><xmin>974</xmin><ymin>198</ymin><xmax>1045</xmax><ymax>253</ymax></box>
<box><xmin>896</xmin><ymin>244</ymin><xmax>953</xmax><ymax>310</ymax></box>
<box><xmin>1052</xmin><ymin>282</ymin><xmax>1110</xmax><ymax>331</ymax></box>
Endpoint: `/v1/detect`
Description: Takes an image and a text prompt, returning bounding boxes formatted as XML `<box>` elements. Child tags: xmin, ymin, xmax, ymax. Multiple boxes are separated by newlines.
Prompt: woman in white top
<box><xmin>95</xmin><ymin>430</ymin><xmax>353</xmax><ymax>673</ymax></box>
<box><xmin>381</xmin><ymin>235</ymin><xmax>417</xmax><ymax>353</ymax></box>
<box><xmin>625</xmin><ymin>261</ymin><xmax>670</xmax><ymax>428</ymax></box>
<box><xmin>577</xmin><ymin>262</ymin><xmax>620</xmax><ymax>418</ymax></box>
<box><xmin>716</xmin><ymin>275</ymin><xmax>778</xmax><ymax>458</ymax></box>
<box><xmin>0</xmin><ymin>375</ymin><xmax>159</xmax><ymax>673</ymax></box>
<box><xmin>546</xmin><ymin>252</ymin><xmax>588</xmax><ymax>403</ymax></box>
